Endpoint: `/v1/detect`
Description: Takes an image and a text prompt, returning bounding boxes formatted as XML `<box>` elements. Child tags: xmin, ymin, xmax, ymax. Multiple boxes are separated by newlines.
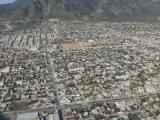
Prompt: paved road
<box><xmin>4</xmin><ymin>91</ymin><xmax>160</xmax><ymax>117</ymax></box>
<box><xmin>88</xmin><ymin>91</ymin><xmax>160</xmax><ymax>104</ymax></box>
<box><xmin>50</xmin><ymin>58</ymin><xmax>64</xmax><ymax>120</ymax></box>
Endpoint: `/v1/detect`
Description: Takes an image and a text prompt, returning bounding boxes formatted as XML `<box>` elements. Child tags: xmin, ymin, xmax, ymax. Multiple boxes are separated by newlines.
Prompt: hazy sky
<box><xmin>0</xmin><ymin>0</ymin><xmax>15</xmax><ymax>4</ymax></box>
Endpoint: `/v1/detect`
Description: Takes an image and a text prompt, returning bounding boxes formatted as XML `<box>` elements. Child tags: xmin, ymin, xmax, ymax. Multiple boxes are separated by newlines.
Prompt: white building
<box><xmin>16</xmin><ymin>112</ymin><xmax>39</xmax><ymax>120</ymax></box>
<box><xmin>0</xmin><ymin>81</ymin><xmax>4</xmax><ymax>87</ymax></box>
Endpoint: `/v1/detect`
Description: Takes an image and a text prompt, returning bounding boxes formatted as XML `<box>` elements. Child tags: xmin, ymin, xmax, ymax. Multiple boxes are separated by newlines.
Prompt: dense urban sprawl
<box><xmin>0</xmin><ymin>20</ymin><xmax>160</xmax><ymax>120</ymax></box>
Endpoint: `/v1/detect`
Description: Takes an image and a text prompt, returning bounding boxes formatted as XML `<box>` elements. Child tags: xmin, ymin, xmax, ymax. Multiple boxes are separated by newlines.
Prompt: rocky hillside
<box><xmin>1</xmin><ymin>0</ymin><xmax>160</xmax><ymax>20</ymax></box>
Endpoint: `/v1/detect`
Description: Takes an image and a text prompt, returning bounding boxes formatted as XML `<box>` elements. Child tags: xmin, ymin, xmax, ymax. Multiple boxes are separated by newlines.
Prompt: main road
<box><xmin>49</xmin><ymin>58</ymin><xmax>64</xmax><ymax>120</ymax></box>
<box><xmin>4</xmin><ymin>91</ymin><xmax>160</xmax><ymax>118</ymax></box>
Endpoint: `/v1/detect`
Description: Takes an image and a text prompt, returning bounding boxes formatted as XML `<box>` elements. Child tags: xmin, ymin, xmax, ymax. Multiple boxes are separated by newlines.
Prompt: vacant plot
<box><xmin>59</xmin><ymin>43</ymin><xmax>82</xmax><ymax>49</ymax></box>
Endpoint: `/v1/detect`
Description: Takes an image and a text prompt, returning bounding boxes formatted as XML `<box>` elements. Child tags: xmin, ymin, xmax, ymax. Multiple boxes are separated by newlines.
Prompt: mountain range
<box><xmin>0</xmin><ymin>0</ymin><xmax>160</xmax><ymax>20</ymax></box>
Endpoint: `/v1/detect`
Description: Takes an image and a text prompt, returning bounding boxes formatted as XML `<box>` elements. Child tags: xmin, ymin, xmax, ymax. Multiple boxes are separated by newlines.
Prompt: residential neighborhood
<box><xmin>0</xmin><ymin>20</ymin><xmax>160</xmax><ymax>120</ymax></box>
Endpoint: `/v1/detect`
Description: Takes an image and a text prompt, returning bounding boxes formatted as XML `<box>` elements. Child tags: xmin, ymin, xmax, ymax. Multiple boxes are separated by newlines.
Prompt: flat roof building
<box><xmin>16</xmin><ymin>112</ymin><xmax>39</xmax><ymax>120</ymax></box>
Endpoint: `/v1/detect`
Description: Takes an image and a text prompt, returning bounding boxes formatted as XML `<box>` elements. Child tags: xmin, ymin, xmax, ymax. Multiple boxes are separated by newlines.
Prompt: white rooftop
<box><xmin>0</xmin><ymin>66</ymin><xmax>10</xmax><ymax>73</ymax></box>
<box><xmin>0</xmin><ymin>81</ymin><xmax>4</xmax><ymax>86</ymax></box>
<box><xmin>16</xmin><ymin>112</ymin><xmax>39</xmax><ymax>120</ymax></box>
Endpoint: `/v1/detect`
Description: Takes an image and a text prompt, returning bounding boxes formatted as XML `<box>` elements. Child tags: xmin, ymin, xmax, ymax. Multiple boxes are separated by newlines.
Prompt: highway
<box><xmin>88</xmin><ymin>91</ymin><xmax>160</xmax><ymax>104</ymax></box>
<box><xmin>4</xmin><ymin>91</ymin><xmax>160</xmax><ymax>118</ymax></box>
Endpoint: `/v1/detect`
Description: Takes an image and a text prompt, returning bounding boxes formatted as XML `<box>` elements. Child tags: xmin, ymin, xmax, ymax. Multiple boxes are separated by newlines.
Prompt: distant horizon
<box><xmin>0</xmin><ymin>0</ymin><xmax>15</xmax><ymax>4</ymax></box>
